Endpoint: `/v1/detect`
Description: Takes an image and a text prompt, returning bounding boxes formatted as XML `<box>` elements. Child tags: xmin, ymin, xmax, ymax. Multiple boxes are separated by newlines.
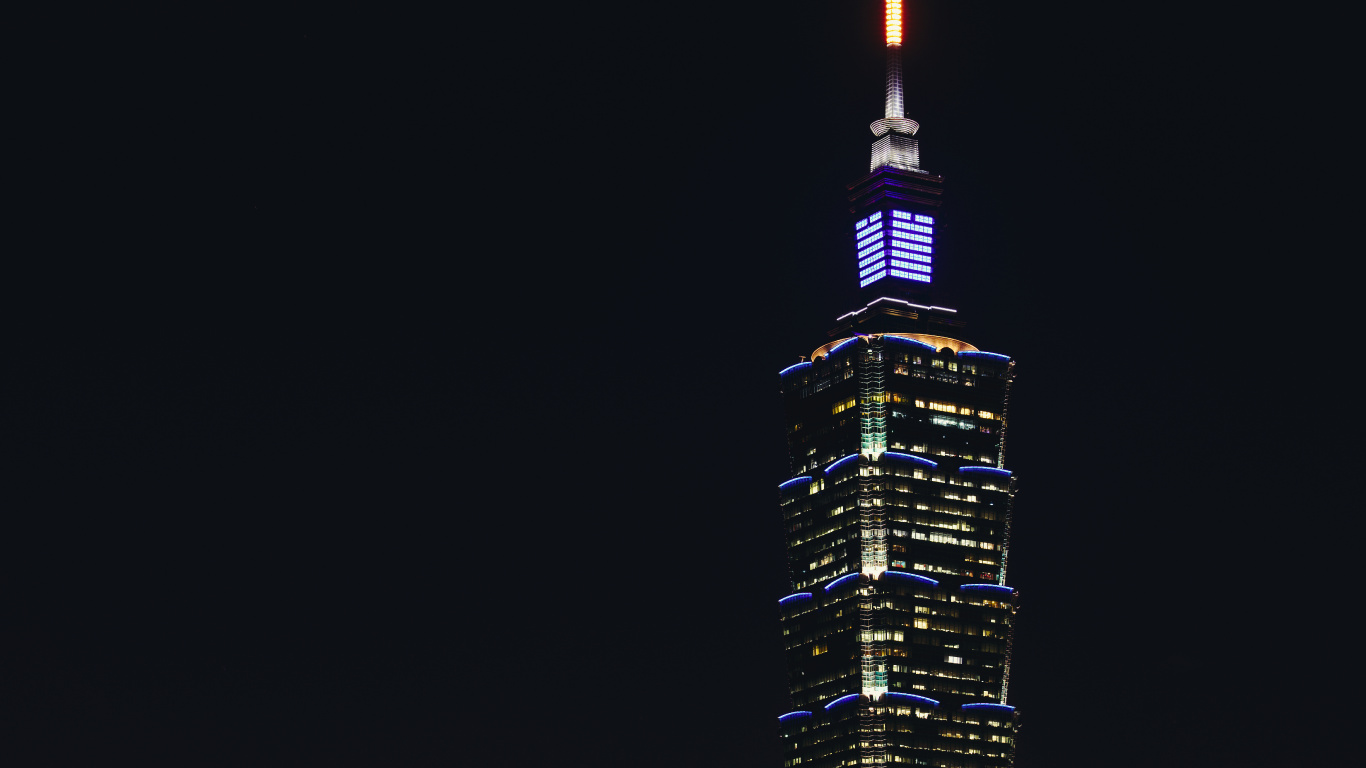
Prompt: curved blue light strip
<box><xmin>883</xmin><ymin>335</ymin><xmax>937</xmax><ymax>352</ymax></box>
<box><xmin>958</xmin><ymin>351</ymin><xmax>1010</xmax><ymax>361</ymax></box>
<box><xmin>824</xmin><ymin>573</ymin><xmax>859</xmax><ymax>592</ymax></box>
<box><xmin>962</xmin><ymin>703</ymin><xmax>1016</xmax><ymax>712</ymax></box>
<box><xmin>778</xmin><ymin>711</ymin><xmax>813</xmax><ymax>722</ymax></box>
<box><xmin>779</xmin><ymin>592</ymin><xmax>813</xmax><ymax>606</ymax></box>
<box><xmin>883</xmin><ymin>571</ymin><xmax>940</xmax><ymax>587</ymax></box>
<box><xmin>779</xmin><ymin>476</ymin><xmax>813</xmax><ymax>490</ymax></box>
<box><xmin>885</xmin><ymin>452</ymin><xmax>938</xmax><ymax>468</ymax></box>
<box><xmin>825</xmin><ymin>454</ymin><xmax>859</xmax><ymax>474</ymax></box>
<box><xmin>885</xmin><ymin>692</ymin><xmax>940</xmax><ymax>707</ymax></box>
<box><xmin>824</xmin><ymin>693</ymin><xmax>860</xmax><ymax>710</ymax></box>
<box><xmin>828</xmin><ymin>338</ymin><xmax>859</xmax><ymax>355</ymax></box>
<box><xmin>960</xmin><ymin>584</ymin><xmax>1014</xmax><ymax>594</ymax></box>
<box><xmin>779</xmin><ymin>362</ymin><xmax>812</xmax><ymax>377</ymax></box>
<box><xmin>958</xmin><ymin>466</ymin><xmax>1011</xmax><ymax>477</ymax></box>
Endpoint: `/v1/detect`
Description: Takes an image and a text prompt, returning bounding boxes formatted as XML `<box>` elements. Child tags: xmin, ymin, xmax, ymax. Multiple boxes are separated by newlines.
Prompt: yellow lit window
<box><xmin>959</xmin><ymin>406</ymin><xmax>973</xmax><ymax>415</ymax></box>
<box><xmin>813</xmin><ymin>644</ymin><xmax>828</xmax><ymax>656</ymax></box>
<box><xmin>928</xmin><ymin>401</ymin><xmax>955</xmax><ymax>413</ymax></box>
<box><xmin>914</xmin><ymin>618</ymin><xmax>929</xmax><ymax>629</ymax></box>
<box><xmin>914</xmin><ymin>399</ymin><xmax>926</xmax><ymax>408</ymax></box>
<box><xmin>977</xmin><ymin>410</ymin><xmax>996</xmax><ymax>420</ymax></box>
<box><xmin>832</xmin><ymin>396</ymin><xmax>857</xmax><ymax>415</ymax></box>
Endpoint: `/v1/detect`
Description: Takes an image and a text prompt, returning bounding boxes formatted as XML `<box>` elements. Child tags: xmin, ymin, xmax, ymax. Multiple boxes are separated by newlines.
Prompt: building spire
<box><xmin>884</xmin><ymin>0</ymin><xmax>905</xmax><ymax>120</ymax></box>
<box><xmin>870</xmin><ymin>0</ymin><xmax>921</xmax><ymax>170</ymax></box>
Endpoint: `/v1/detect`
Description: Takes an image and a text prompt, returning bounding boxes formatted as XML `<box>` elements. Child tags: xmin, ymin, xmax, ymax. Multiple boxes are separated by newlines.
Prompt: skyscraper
<box><xmin>775</xmin><ymin>4</ymin><xmax>1019</xmax><ymax>766</ymax></box>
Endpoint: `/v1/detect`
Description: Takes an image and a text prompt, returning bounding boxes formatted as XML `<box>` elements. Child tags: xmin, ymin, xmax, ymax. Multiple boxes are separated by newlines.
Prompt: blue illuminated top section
<box><xmin>825</xmin><ymin>454</ymin><xmax>859</xmax><ymax>474</ymax></box>
<box><xmin>779</xmin><ymin>362</ymin><xmax>812</xmax><ymax>377</ymax></box>
<box><xmin>778</xmin><ymin>711</ymin><xmax>813</xmax><ymax>722</ymax></box>
<box><xmin>961</xmin><ymin>703</ymin><xmax>1016</xmax><ymax>712</ymax></box>
<box><xmin>885</xmin><ymin>452</ymin><xmax>937</xmax><ymax>468</ymax></box>
<box><xmin>824</xmin><ymin>573</ymin><xmax>859</xmax><ymax>592</ymax></box>
<box><xmin>885</xmin><ymin>692</ymin><xmax>940</xmax><ymax>707</ymax></box>
<box><xmin>883</xmin><ymin>335</ymin><xmax>937</xmax><ymax>352</ymax></box>
<box><xmin>779</xmin><ymin>592</ymin><xmax>813</xmax><ymax>606</ymax></box>
<box><xmin>960</xmin><ymin>584</ymin><xmax>1014</xmax><ymax>595</ymax></box>
<box><xmin>958</xmin><ymin>351</ymin><xmax>1010</xmax><ymax>361</ymax></box>
<box><xmin>855</xmin><ymin>211</ymin><xmax>883</xmax><ymax>230</ymax></box>
<box><xmin>779</xmin><ymin>476</ymin><xmax>813</xmax><ymax>491</ymax></box>
<box><xmin>959</xmin><ymin>466</ymin><xmax>1011</xmax><ymax>477</ymax></box>
<box><xmin>883</xmin><ymin>571</ymin><xmax>939</xmax><ymax>587</ymax></box>
<box><xmin>824</xmin><ymin>693</ymin><xmax>860</xmax><ymax>710</ymax></box>
<box><xmin>854</xmin><ymin>209</ymin><xmax>933</xmax><ymax>289</ymax></box>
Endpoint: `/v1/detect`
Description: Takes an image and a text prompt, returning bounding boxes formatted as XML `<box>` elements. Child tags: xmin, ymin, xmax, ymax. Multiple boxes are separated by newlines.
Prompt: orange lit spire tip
<box><xmin>885</xmin><ymin>0</ymin><xmax>903</xmax><ymax>46</ymax></box>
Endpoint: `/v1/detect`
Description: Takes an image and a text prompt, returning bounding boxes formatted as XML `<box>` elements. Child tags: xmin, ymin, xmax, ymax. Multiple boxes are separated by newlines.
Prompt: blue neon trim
<box><xmin>779</xmin><ymin>362</ymin><xmax>812</xmax><ymax>377</ymax></box>
<box><xmin>884</xmin><ymin>452</ymin><xmax>938</xmax><ymax>468</ymax></box>
<box><xmin>824</xmin><ymin>573</ymin><xmax>859</xmax><ymax>592</ymax></box>
<box><xmin>829</xmin><ymin>338</ymin><xmax>858</xmax><ymax>355</ymax></box>
<box><xmin>958</xmin><ymin>466</ymin><xmax>1011</xmax><ymax>477</ymax></box>
<box><xmin>882</xmin><ymin>335</ymin><xmax>937</xmax><ymax>352</ymax></box>
<box><xmin>779</xmin><ymin>592</ymin><xmax>813</xmax><ymax>606</ymax></box>
<box><xmin>883</xmin><ymin>571</ymin><xmax>939</xmax><ymax>587</ymax></box>
<box><xmin>825</xmin><ymin>454</ymin><xmax>859</xmax><ymax>474</ymax></box>
<box><xmin>824</xmin><ymin>694</ymin><xmax>860</xmax><ymax>710</ymax></box>
<box><xmin>885</xmin><ymin>692</ymin><xmax>940</xmax><ymax>707</ymax></box>
<box><xmin>778</xmin><ymin>711</ymin><xmax>813</xmax><ymax>722</ymax></box>
<box><xmin>960</xmin><ymin>584</ymin><xmax>1014</xmax><ymax>594</ymax></box>
<box><xmin>958</xmin><ymin>351</ymin><xmax>1010</xmax><ymax>361</ymax></box>
<box><xmin>961</xmin><ymin>703</ymin><xmax>1015</xmax><ymax>712</ymax></box>
<box><xmin>779</xmin><ymin>476</ymin><xmax>813</xmax><ymax>490</ymax></box>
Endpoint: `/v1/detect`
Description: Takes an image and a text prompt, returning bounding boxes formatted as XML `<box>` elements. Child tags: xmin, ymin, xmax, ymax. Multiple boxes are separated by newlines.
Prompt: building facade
<box><xmin>775</xmin><ymin>4</ymin><xmax>1019</xmax><ymax>766</ymax></box>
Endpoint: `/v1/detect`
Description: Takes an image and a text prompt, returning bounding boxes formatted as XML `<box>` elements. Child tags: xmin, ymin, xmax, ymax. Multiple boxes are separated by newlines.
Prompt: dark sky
<box><xmin>8</xmin><ymin>2</ymin><xmax>1342</xmax><ymax>766</ymax></box>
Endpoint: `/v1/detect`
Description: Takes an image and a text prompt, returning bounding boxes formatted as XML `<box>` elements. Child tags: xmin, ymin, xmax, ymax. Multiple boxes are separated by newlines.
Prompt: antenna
<box><xmin>870</xmin><ymin>0</ymin><xmax>921</xmax><ymax>170</ymax></box>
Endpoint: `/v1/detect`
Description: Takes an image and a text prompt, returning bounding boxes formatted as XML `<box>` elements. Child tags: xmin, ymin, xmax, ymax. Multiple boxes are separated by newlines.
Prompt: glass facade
<box><xmin>776</xmin><ymin>342</ymin><xmax>1019</xmax><ymax>768</ymax></box>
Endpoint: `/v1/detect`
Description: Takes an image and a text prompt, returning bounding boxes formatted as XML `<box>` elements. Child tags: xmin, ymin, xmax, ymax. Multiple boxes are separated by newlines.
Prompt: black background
<box><xmin>6</xmin><ymin>1</ymin><xmax>1345</xmax><ymax>765</ymax></box>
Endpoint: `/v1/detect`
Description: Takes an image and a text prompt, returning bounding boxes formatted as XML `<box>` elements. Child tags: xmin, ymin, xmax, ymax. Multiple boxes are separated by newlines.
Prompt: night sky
<box><xmin>8</xmin><ymin>2</ymin><xmax>1339</xmax><ymax>766</ymax></box>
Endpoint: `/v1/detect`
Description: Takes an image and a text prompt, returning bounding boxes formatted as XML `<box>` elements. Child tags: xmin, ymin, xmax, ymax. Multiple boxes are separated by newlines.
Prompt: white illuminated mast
<box><xmin>869</xmin><ymin>0</ymin><xmax>921</xmax><ymax>170</ymax></box>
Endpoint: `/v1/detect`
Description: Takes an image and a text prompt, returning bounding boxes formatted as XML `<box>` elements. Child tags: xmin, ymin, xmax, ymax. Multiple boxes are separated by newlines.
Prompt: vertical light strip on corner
<box><xmin>858</xmin><ymin>339</ymin><xmax>887</xmax><ymax>459</ymax></box>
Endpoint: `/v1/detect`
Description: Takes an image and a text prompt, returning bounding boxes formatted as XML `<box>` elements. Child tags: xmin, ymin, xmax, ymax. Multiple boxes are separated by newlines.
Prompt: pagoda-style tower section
<box><xmin>773</xmin><ymin>4</ymin><xmax>1021</xmax><ymax>766</ymax></box>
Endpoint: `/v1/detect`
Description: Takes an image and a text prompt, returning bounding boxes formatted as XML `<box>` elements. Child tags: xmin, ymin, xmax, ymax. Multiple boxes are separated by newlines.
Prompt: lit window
<box><xmin>888</xmin><ymin>268</ymin><xmax>930</xmax><ymax>282</ymax></box>
<box><xmin>860</xmin><ymin>270</ymin><xmax>888</xmax><ymax>287</ymax></box>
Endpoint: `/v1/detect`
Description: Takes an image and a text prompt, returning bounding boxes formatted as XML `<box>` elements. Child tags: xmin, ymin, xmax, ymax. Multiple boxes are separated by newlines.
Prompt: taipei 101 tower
<box><xmin>774</xmin><ymin>3</ymin><xmax>1021</xmax><ymax>766</ymax></box>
